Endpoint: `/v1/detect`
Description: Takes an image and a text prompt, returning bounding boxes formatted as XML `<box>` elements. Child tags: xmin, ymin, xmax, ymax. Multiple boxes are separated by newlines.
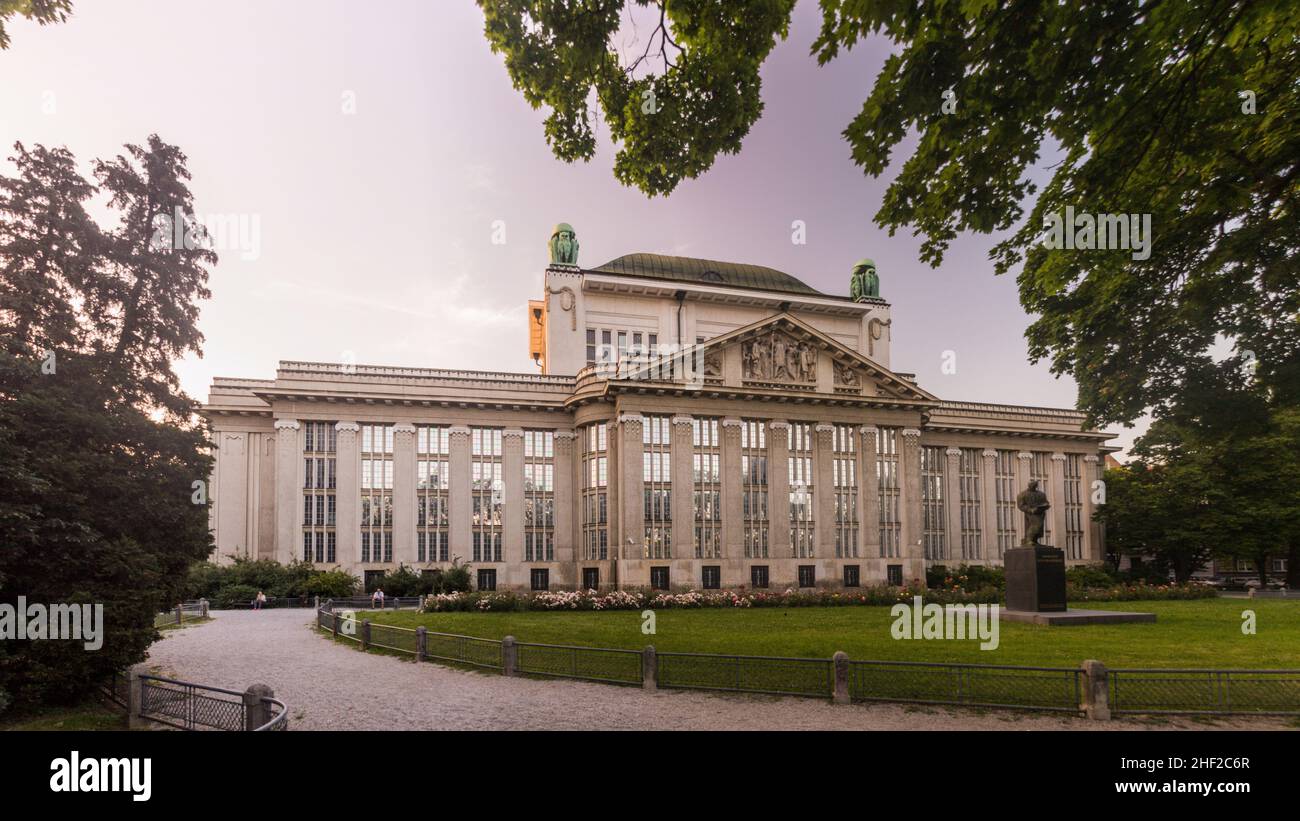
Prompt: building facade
<box><xmin>203</xmin><ymin>231</ymin><xmax>1116</xmax><ymax>591</ymax></box>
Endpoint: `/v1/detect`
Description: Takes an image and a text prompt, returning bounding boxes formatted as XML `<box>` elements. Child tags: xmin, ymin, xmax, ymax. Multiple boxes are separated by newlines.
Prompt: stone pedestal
<box><xmin>1004</xmin><ymin>545</ymin><xmax>1066</xmax><ymax>612</ymax></box>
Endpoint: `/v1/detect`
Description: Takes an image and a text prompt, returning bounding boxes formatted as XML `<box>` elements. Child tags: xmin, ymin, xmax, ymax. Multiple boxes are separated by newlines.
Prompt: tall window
<box><xmin>920</xmin><ymin>445</ymin><xmax>946</xmax><ymax>561</ymax></box>
<box><xmin>741</xmin><ymin>420</ymin><xmax>768</xmax><ymax>558</ymax></box>
<box><xmin>417</xmin><ymin>426</ymin><xmax>449</xmax><ymax>563</ymax></box>
<box><xmin>877</xmin><ymin>427</ymin><xmax>901</xmax><ymax>558</ymax></box>
<box><xmin>1064</xmin><ymin>454</ymin><xmax>1084</xmax><ymax>560</ymax></box>
<box><xmin>994</xmin><ymin>450</ymin><xmax>1018</xmax><ymax>556</ymax></box>
<box><xmin>693</xmin><ymin>418</ymin><xmax>721</xmax><ymax>559</ymax></box>
<box><xmin>360</xmin><ymin>424</ymin><xmax>394</xmax><ymax>563</ymax></box>
<box><xmin>581</xmin><ymin>423</ymin><xmax>608</xmax><ymax>561</ymax></box>
<box><xmin>524</xmin><ymin>430</ymin><xmax>555</xmax><ymax>562</ymax></box>
<box><xmin>833</xmin><ymin>425</ymin><xmax>858</xmax><ymax>558</ymax></box>
<box><xmin>302</xmin><ymin>420</ymin><xmax>337</xmax><ymax>564</ymax></box>
<box><xmin>642</xmin><ymin>415</ymin><xmax>672</xmax><ymax>559</ymax></box>
<box><xmin>788</xmin><ymin>422</ymin><xmax>815</xmax><ymax>558</ymax></box>
<box><xmin>959</xmin><ymin>448</ymin><xmax>982</xmax><ymax>559</ymax></box>
<box><xmin>1030</xmin><ymin>452</ymin><xmax>1052</xmax><ymax>543</ymax></box>
<box><xmin>471</xmin><ymin>427</ymin><xmax>503</xmax><ymax>562</ymax></box>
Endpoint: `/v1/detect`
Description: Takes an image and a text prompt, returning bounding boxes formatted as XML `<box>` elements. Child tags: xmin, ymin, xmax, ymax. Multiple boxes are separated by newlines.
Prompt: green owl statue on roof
<box><xmin>849</xmin><ymin>258</ymin><xmax>879</xmax><ymax>301</ymax></box>
<box><xmin>549</xmin><ymin>223</ymin><xmax>579</xmax><ymax>266</ymax></box>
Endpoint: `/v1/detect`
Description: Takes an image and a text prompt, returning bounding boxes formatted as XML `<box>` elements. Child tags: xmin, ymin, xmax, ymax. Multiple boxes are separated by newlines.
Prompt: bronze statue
<box><xmin>548</xmin><ymin>223</ymin><xmax>579</xmax><ymax>265</ymax></box>
<box><xmin>1016</xmin><ymin>479</ymin><xmax>1051</xmax><ymax>546</ymax></box>
<box><xmin>849</xmin><ymin>259</ymin><xmax>880</xmax><ymax>301</ymax></box>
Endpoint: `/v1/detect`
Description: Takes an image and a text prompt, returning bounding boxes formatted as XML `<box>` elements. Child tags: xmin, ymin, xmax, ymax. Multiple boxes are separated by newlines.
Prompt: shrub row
<box><xmin>422</xmin><ymin>582</ymin><xmax>1214</xmax><ymax>613</ymax></box>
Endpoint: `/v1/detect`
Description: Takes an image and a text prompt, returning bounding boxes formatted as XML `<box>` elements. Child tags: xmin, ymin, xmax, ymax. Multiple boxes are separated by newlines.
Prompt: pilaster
<box><xmin>981</xmin><ymin>449</ymin><xmax>999</xmax><ymax>560</ymax></box>
<box><xmin>619</xmin><ymin>414</ymin><xmax>644</xmax><ymax>561</ymax></box>
<box><xmin>859</xmin><ymin>425</ymin><xmax>880</xmax><ymax>558</ymax></box>
<box><xmin>943</xmin><ymin>447</ymin><xmax>962</xmax><ymax>563</ymax></box>
<box><xmin>721</xmin><ymin>418</ymin><xmax>744</xmax><ymax>561</ymax></box>
<box><xmin>768</xmin><ymin>421</ymin><xmax>790</xmax><ymax>575</ymax></box>
<box><xmin>554</xmin><ymin>430</ymin><xmax>577</xmax><ymax>576</ymax></box>
<box><xmin>502</xmin><ymin>428</ymin><xmax>525</xmax><ymax>585</ymax></box>
<box><xmin>815</xmin><ymin>423</ymin><xmax>836</xmax><ymax>560</ymax></box>
<box><xmin>273</xmin><ymin>419</ymin><xmax>300</xmax><ymax>565</ymax></box>
<box><xmin>392</xmin><ymin>423</ymin><xmax>417</xmax><ymax>567</ymax></box>
<box><xmin>671</xmin><ymin>415</ymin><xmax>695</xmax><ymax>572</ymax></box>
<box><xmin>900</xmin><ymin>428</ymin><xmax>925</xmax><ymax>585</ymax></box>
<box><xmin>334</xmin><ymin>421</ymin><xmax>360</xmax><ymax>565</ymax></box>
<box><xmin>1051</xmin><ymin>452</ymin><xmax>1068</xmax><ymax>550</ymax></box>
<box><xmin>448</xmin><ymin>425</ymin><xmax>471</xmax><ymax>564</ymax></box>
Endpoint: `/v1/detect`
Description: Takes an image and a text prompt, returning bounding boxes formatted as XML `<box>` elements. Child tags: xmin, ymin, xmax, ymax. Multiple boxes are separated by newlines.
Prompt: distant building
<box><xmin>203</xmin><ymin>229</ymin><xmax>1116</xmax><ymax>591</ymax></box>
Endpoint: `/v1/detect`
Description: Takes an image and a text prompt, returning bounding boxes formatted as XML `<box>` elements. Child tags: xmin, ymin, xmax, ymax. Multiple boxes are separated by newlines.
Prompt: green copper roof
<box><xmin>587</xmin><ymin>253</ymin><xmax>830</xmax><ymax>298</ymax></box>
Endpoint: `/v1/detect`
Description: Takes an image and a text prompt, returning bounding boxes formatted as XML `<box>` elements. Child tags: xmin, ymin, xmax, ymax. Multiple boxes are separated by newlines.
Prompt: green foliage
<box><xmin>482</xmin><ymin>2</ymin><xmax>1300</xmax><ymax>428</ymax></box>
<box><xmin>0</xmin><ymin>0</ymin><xmax>71</xmax><ymax>50</ymax></box>
<box><xmin>478</xmin><ymin>0</ymin><xmax>795</xmax><ymax>196</ymax></box>
<box><xmin>212</xmin><ymin>584</ymin><xmax>260</xmax><ymax>610</ymax></box>
<box><xmin>184</xmin><ymin>557</ymin><xmax>359</xmax><ymax>603</ymax></box>
<box><xmin>928</xmin><ymin>564</ymin><xmax>1006</xmax><ymax>592</ymax></box>
<box><xmin>1066</xmin><ymin>564</ymin><xmax>1121</xmax><ymax>589</ymax></box>
<box><xmin>442</xmin><ymin>559</ymin><xmax>472</xmax><ymax>593</ymax></box>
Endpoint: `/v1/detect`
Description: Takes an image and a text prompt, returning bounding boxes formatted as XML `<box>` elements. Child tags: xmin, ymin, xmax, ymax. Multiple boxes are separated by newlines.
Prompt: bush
<box><xmin>1066</xmin><ymin>564</ymin><xmax>1120</xmax><ymax>589</ymax></box>
<box><xmin>213</xmin><ymin>584</ymin><xmax>261</xmax><ymax>610</ymax></box>
<box><xmin>443</xmin><ymin>559</ymin><xmax>472</xmax><ymax>593</ymax></box>
<box><xmin>302</xmin><ymin>570</ymin><xmax>360</xmax><ymax>599</ymax></box>
<box><xmin>185</xmin><ymin>558</ymin><xmax>360</xmax><ymax>606</ymax></box>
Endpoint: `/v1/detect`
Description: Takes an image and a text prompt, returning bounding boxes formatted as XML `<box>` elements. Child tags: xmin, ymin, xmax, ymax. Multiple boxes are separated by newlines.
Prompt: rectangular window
<box><xmin>877</xmin><ymin>428</ymin><xmax>901</xmax><ymax>558</ymax></box>
<box><xmin>530</xmin><ymin>568</ymin><xmax>550</xmax><ymax>592</ymax></box>
<box><xmin>833</xmin><ymin>424</ymin><xmax>859</xmax><ymax>558</ymax></box>
<box><xmin>581</xmin><ymin>423</ymin><xmax>609</xmax><ymax>561</ymax></box>
<box><xmin>887</xmin><ymin>564</ymin><xmax>903</xmax><ymax>586</ymax></box>
<box><xmin>741</xmin><ymin>419</ymin><xmax>768</xmax><ymax>559</ymax></box>
<box><xmin>416</xmin><ymin>425</ymin><xmax>450</xmax><ymax>563</ymax></box>
<box><xmin>359</xmin><ymin>423</ymin><xmax>395</xmax><ymax>563</ymax></box>
<box><xmin>693</xmin><ymin>417</ymin><xmax>721</xmax><ymax>559</ymax></box>
<box><xmin>959</xmin><ymin>448</ymin><xmax>982</xmax><ymax>560</ymax></box>
<box><xmin>643</xmin><ymin>415</ymin><xmax>672</xmax><ymax>559</ymax></box>
<box><xmin>471</xmin><ymin>427</ymin><xmax>503</xmax><ymax>563</ymax></box>
<box><xmin>302</xmin><ymin>420</ymin><xmax>337</xmax><ymax>564</ymax></box>
<box><xmin>477</xmin><ymin>568</ymin><xmax>497</xmax><ymax>592</ymax></box>
<box><xmin>921</xmin><ymin>445</ymin><xmax>946</xmax><ymax>560</ymax></box>
<box><xmin>1064</xmin><ymin>453</ymin><xmax>1084</xmax><ymax>560</ymax></box>
<box><xmin>843</xmin><ymin>565</ymin><xmax>861</xmax><ymax>588</ymax></box>
<box><xmin>650</xmin><ymin>566</ymin><xmax>670</xmax><ymax>591</ymax></box>
<box><xmin>524</xmin><ymin>430</ymin><xmax>555</xmax><ymax>562</ymax></box>
<box><xmin>788</xmin><ymin>422</ymin><xmax>815</xmax><ymax>558</ymax></box>
<box><xmin>750</xmin><ymin>565</ymin><xmax>769</xmax><ymax>589</ymax></box>
<box><xmin>995</xmin><ymin>450</ymin><xmax>1018</xmax><ymax>556</ymax></box>
<box><xmin>582</xmin><ymin>567</ymin><xmax>600</xmax><ymax>590</ymax></box>
<box><xmin>797</xmin><ymin>565</ymin><xmax>816</xmax><ymax>588</ymax></box>
<box><xmin>702</xmin><ymin>565</ymin><xmax>721</xmax><ymax>590</ymax></box>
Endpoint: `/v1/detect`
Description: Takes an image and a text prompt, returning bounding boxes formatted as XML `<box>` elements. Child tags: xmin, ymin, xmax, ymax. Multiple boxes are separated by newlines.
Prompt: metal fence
<box><xmin>315</xmin><ymin>606</ymin><xmax>1300</xmax><ymax>718</ymax></box>
<box><xmin>849</xmin><ymin>660</ymin><xmax>1082</xmax><ymax>711</ymax></box>
<box><xmin>1109</xmin><ymin>668</ymin><xmax>1300</xmax><ymax>716</ymax></box>
<box><xmin>138</xmin><ymin>675</ymin><xmax>287</xmax><ymax>731</ymax></box>
<box><xmin>658</xmin><ymin>652</ymin><xmax>833</xmax><ymax>698</ymax></box>
<box><xmin>325</xmin><ymin>596</ymin><xmax>423</xmax><ymax>611</ymax></box>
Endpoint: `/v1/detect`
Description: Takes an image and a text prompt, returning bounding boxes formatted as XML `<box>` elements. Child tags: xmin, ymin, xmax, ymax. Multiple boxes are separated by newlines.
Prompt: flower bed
<box><xmin>420</xmin><ymin>583</ymin><xmax>1214</xmax><ymax>613</ymax></box>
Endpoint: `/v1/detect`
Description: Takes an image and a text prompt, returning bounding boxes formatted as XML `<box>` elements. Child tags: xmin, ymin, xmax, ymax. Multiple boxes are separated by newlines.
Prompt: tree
<box><xmin>0</xmin><ymin>136</ymin><xmax>214</xmax><ymax>712</ymax></box>
<box><xmin>480</xmin><ymin>1</ymin><xmax>1300</xmax><ymax>427</ymax></box>
<box><xmin>0</xmin><ymin>0</ymin><xmax>72</xmax><ymax>50</ymax></box>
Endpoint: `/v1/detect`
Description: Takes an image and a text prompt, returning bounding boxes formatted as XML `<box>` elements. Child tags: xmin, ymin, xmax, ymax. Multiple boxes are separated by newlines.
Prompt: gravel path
<box><xmin>141</xmin><ymin>610</ymin><xmax>1287</xmax><ymax>731</ymax></box>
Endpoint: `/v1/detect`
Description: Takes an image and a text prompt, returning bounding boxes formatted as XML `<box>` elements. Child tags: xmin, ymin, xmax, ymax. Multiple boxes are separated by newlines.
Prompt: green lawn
<box><xmin>355</xmin><ymin>599</ymin><xmax>1300</xmax><ymax>669</ymax></box>
<box><xmin>0</xmin><ymin>699</ymin><xmax>125</xmax><ymax>731</ymax></box>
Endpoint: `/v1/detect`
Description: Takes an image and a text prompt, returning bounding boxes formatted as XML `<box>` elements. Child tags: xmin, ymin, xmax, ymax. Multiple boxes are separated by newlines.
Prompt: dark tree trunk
<box><xmin>1287</xmin><ymin>540</ymin><xmax>1299</xmax><ymax>590</ymax></box>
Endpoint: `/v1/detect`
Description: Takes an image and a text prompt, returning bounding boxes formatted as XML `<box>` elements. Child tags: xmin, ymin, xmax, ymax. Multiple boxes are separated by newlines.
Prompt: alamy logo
<box><xmin>890</xmin><ymin>596</ymin><xmax>1000</xmax><ymax>651</ymax></box>
<box><xmin>1043</xmin><ymin>206</ymin><xmax>1152</xmax><ymax>261</ymax></box>
<box><xmin>0</xmin><ymin>597</ymin><xmax>103</xmax><ymax>650</ymax></box>
<box><xmin>50</xmin><ymin>751</ymin><xmax>151</xmax><ymax>801</ymax></box>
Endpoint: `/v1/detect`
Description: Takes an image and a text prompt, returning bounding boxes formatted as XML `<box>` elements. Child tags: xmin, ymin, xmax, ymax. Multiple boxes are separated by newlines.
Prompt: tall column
<box><xmin>981</xmin><ymin>449</ymin><xmax>999</xmax><ymax>560</ymax></box>
<box><xmin>1084</xmin><ymin>454</ymin><xmax>1102</xmax><ymax>563</ymax></box>
<box><xmin>859</xmin><ymin>426</ymin><xmax>880</xmax><ymax>560</ymax></box>
<box><xmin>943</xmin><ymin>447</ymin><xmax>962</xmax><ymax>563</ymax></box>
<box><xmin>273</xmin><ymin>419</ymin><xmax>300</xmax><ymax>565</ymax></box>
<box><xmin>721</xmin><ymin>418</ymin><xmax>744</xmax><ymax>561</ymax></box>
<box><xmin>1050</xmin><ymin>452</ymin><xmax>1068</xmax><ymax>551</ymax></box>
<box><xmin>815</xmin><ymin>424</ymin><xmax>836</xmax><ymax>560</ymax></box>
<box><xmin>900</xmin><ymin>428</ymin><xmax>926</xmax><ymax>585</ymax></box>
<box><xmin>671</xmin><ymin>416</ymin><xmax>695</xmax><ymax>571</ymax></box>
<box><xmin>335</xmin><ymin>421</ymin><xmax>360</xmax><ymax>566</ymax></box>
<box><xmin>619</xmin><ymin>414</ymin><xmax>644</xmax><ymax>563</ymax></box>
<box><xmin>554</xmin><ymin>430</ymin><xmax>577</xmax><ymax>578</ymax></box>
<box><xmin>392</xmin><ymin>423</ymin><xmax>417</xmax><ymax>567</ymax></box>
<box><xmin>768</xmin><ymin>421</ymin><xmax>790</xmax><ymax>581</ymax></box>
<box><xmin>448</xmin><ymin>425</ymin><xmax>471</xmax><ymax>565</ymax></box>
<box><xmin>502</xmin><ymin>428</ymin><xmax>525</xmax><ymax>587</ymax></box>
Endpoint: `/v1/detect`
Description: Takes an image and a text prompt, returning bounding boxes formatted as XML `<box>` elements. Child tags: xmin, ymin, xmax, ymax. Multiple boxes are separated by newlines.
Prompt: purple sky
<box><xmin>0</xmin><ymin>1</ymin><xmax>1140</xmax><ymax>451</ymax></box>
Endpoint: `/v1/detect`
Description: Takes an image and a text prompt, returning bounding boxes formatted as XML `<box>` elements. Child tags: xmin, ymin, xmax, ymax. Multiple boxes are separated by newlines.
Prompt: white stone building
<box><xmin>203</xmin><ymin>237</ymin><xmax>1116</xmax><ymax>592</ymax></box>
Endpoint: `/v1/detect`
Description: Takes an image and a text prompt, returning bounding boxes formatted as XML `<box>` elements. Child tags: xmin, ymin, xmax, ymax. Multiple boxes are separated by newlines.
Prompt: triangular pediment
<box><xmin>615</xmin><ymin>313</ymin><xmax>935</xmax><ymax>403</ymax></box>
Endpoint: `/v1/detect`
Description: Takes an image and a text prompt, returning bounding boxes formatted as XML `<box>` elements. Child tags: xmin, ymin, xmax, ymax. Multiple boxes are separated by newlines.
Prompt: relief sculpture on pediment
<box><xmin>742</xmin><ymin>331</ymin><xmax>817</xmax><ymax>384</ymax></box>
<box><xmin>833</xmin><ymin>360</ymin><xmax>860</xmax><ymax>388</ymax></box>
